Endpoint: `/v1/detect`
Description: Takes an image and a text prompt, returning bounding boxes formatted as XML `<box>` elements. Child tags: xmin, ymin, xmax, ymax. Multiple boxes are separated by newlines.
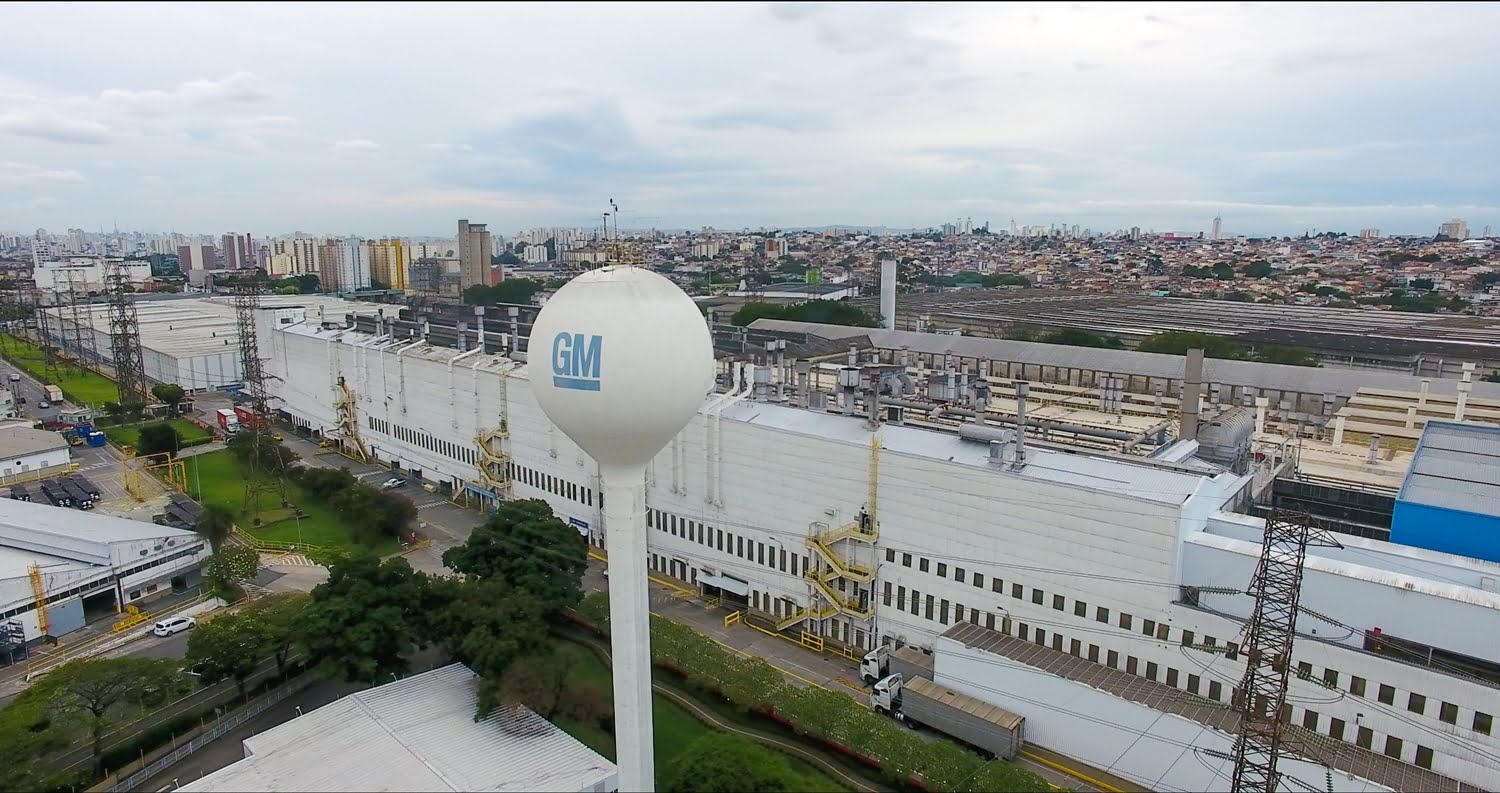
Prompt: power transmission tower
<box><xmin>1229</xmin><ymin>507</ymin><xmax>1343</xmax><ymax>793</ymax></box>
<box><xmin>61</xmin><ymin>274</ymin><xmax>97</xmax><ymax>374</ymax></box>
<box><xmin>106</xmin><ymin>260</ymin><xmax>150</xmax><ymax>416</ymax></box>
<box><xmin>35</xmin><ymin>292</ymin><xmax>64</xmax><ymax>383</ymax></box>
<box><xmin>232</xmin><ymin>273</ymin><xmax>287</xmax><ymax>516</ymax></box>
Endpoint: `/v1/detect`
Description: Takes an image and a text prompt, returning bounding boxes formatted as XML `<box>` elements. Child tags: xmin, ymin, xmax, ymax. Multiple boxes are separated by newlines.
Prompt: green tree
<box><xmin>1035</xmin><ymin>328</ymin><xmax>1124</xmax><ymax>349</ymax></box>
<box><xmin>1241</xmin><ymin>260</ymin><xmax>1276</xmax><ymax>278</ymax></box>
<box><xmin>441</xmin><ymin>499</ymin><xmax>588</xmax><ymax>615</ymax></box>
<box><xmin>203</xmin><ymin>544</ymin><xmax>260</xmax><ymax>595</ymax></box>
<box><xmin>462</xmin><ymin>279</ymin><xmax>547</xmax><ymax>307</ymax></box>
<box><xmin>300</xmin><ymin>554</ymin><xmax>441</xmax><ymax>683</ymax></box>
<box><xmin>245</xmin><ymin>593</ymin><xmax>310</xmax><ymax>677</ymax></box>
<box><xmin>662</xmin><ymin>734</ymin><xmax>797</xmax><ymax>793</ymax></box>
<box><xmin>1410</xmin><ymin>277</ymin><xmax>1435</xmax><ymax>291</ymax></box>
<box><xmin>38</xmin><ymin>658</ymin><xmax>183</xmax><ymax>774</ymax></box>
<box><xmin>1474</xmin><ymin>272</ymin><xmax>1500</xmax><ymax>288</ymax></box>
<box><xmin>496</xmin><ymin>653</ymin><xmax>574</xmax><ymax>718</ymax></box>
<box><xmin>101</xmin><ymin>401</ymin><xmax>124</xmax><ymax>422</ymax></box>
<box><xmin>729</xmin><ymin>301</ymin><xmax>876</xmax><ymax>328</ymax></box>
<box><xmin>1253</xmin><ymin>345</ymin><xmax>1321</xmax><ymax>367</ymax></box>
<box><xmin>186</xmin><ymin>611</ymin><xmax>268</xmax><ymax>699</ymax></box>
<box><xmin>196</xmin><ymin>503</ymin><xmax>235</xmax><ymax>553</ymax></box>
<box><xmin>432</xmin><ymin>577</ymin><xmax>549</xmax><ymax>717</ymax></box>
<box><xmin>227</xmin><ymin>429</ymin><xmax>299</xmax><ymax>471</ymax></box>
<box><xmin>1137</xmin><ymin>331</ymin><xmax>1246</xmax><ymax>360</ymax></box>
<box><xmin>1482</xmin><ymin>370</ymin><xmax>1500</xmax><ymax>383</ymax></box>
<box><xmin>134</xmin><ymin>422</ymin><xmax>182</xmax><ymax>457</ymax></box>
<box><xmin>0</xmin><ymin>687</ymin><xmax>75</xmax><ymax>791</ymax></box>
<box><xmin>150</xmin><ymin>383</ymin><xmax>186</xmax><ymax>412</ymax></box>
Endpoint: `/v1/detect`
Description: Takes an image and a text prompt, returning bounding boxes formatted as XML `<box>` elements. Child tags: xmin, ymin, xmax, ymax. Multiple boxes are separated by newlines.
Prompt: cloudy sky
<box><xmin>1</xmin><ymin>2</ymin><xmax>1496</xmax><ymax>238</ymax></box>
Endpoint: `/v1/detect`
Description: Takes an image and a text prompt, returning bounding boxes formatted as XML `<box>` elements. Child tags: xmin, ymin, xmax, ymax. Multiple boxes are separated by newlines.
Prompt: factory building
<box><xmin>35</xmin><ymin>295</ymin><xmax>384</xmax><ymax>391</ymax></box>
<box><xmin>853</xmin><ymin>290</ymin><xmax>1500</xmax><ymax>380</ymax></box>
<box><xmin>232</xmin><ymin>294</ymin><xmax>1500</xmax><ymax>791</ymax></box>
<box><xmin>0</xmin><ymin>498</ymin><xmax>208</xmax><ymax>649</ymax></box>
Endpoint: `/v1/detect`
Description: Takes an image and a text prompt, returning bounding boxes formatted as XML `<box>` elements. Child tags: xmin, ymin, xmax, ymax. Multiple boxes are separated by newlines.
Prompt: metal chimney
<box><xmin>456</xmin><ymin>321</ymin><xmax>468</xmax><ymax>352</ymax></box>
<box><xmin>848</xmin><ymin>344</ymin><xmax>859</xmax><ymax>367</ymax></box>
<box><xmin>1181</xmin><ymin>348</ymin><xmax>1204</xmax><ymax>441</ymax></box>
<box><xmin>1367</xmin><ymin>433</ymin><xmax>1381</xmax><ymax>464</ymax></box>
<box><xmin>507</xmin><ymin>307</ymin><xmax>520</xmax><ymax>353</ymax></box>
<box><xmin>880</xmin><ymin>257</ymin><xmax>898</xmax><ymax>330</ymax></box>
<box><xmin>474</xmin><ymin>305</ymin><xmax>486</xmax><ymax>352</ymax></box>
<box><xmin>795</xmin><ymin>360</ymin><xmax>811</xmax><ymax>408</ymax></box>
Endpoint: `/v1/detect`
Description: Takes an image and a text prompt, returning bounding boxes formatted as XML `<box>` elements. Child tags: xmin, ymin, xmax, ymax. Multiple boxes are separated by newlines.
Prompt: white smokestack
<box><xmin>880</xmin><ymin>257</ymin><xmax>897</xmax><ymax>331</ymax></box>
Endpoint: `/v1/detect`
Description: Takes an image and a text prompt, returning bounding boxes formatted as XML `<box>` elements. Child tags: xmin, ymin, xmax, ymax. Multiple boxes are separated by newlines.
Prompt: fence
<box><xmin>101</xmin><ymin>672</ymin><xmax>315</xmax><ymax>792</ymax></box>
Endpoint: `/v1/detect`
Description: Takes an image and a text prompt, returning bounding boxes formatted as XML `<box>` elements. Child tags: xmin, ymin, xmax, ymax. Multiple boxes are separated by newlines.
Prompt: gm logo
<box><xmin>552</xmin><ymin>332</ymin><xmax>602</xmax><ymax>391</ymax></box>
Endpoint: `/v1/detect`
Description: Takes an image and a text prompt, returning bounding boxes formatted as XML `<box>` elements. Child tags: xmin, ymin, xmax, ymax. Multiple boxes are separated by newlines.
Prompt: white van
<box><xmin>152</xmin><ymin>615</ymin><xmax>197</xmax><ymax>637</ymax></box>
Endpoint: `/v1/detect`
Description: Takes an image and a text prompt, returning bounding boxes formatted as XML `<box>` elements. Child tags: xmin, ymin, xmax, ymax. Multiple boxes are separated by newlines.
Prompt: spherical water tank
<box><xmin>528</xmin><ymin>266</ymin><xmax>715</xmax><ymax>468</ymax></box>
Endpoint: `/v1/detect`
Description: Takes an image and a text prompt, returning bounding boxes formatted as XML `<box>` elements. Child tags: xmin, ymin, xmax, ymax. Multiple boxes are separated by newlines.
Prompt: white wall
<box><xmin>1</xmin><ymin>446</ymin><xmax>71</xmax><ymax>479</ymax></box>
<box><xmin>933</xmin><ymin>633</ymin><xmax>1392</xmax><ymax>793</ymax></box>
<box><xmin>261</xmin><ymin>320</ymin><xmax>1500</xmax><ymax>790</ymax></box>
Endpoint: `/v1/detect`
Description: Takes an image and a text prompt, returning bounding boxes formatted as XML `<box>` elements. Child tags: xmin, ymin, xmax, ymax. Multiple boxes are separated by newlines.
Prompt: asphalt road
<box><xmin>0</xmin><ymin>354</ymin><xmax>65</xmax><ymax>423</ymax></box>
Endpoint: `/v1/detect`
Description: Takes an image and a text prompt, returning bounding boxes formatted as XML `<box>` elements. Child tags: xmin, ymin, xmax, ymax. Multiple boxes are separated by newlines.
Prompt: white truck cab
<box><xmin>869</xmin><ymin>672</ymin><xmax>906</xmax><ymax>716</ymax></box>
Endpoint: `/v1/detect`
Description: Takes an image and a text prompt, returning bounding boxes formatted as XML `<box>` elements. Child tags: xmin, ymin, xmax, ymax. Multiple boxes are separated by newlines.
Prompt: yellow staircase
<box><xmin>797</xmin><ymin>437</ymin><xmax>882</xmax><ymax>632</ymax></box>
<box><xmin>332</xmin><ymin>378</ymin><xmax>370</xmax><ymax>463</ymax></box>
<box><xmin>471</xmin><ymin>365</ymin><xmax>513</xmax><ymax>502</ymax></box>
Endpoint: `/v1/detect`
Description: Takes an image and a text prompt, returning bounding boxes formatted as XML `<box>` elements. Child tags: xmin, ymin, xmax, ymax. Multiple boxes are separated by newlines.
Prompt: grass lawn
<box><xmin>550</xmin><ymin>640</ymin><xmax>846</xmax><ymax>791</ymax></box>
<box><xmin>0</xmin><ymin>333</ymin><xmax>119</xmax><ymax>405</ymax></box>
<box><xmin>180</xmin><ymin>449</ymin><xmax>399</xmax><ymax>556</ymax></box>
<box><xmin>107</xmin><ymin>418</ymin><xmax>214</xmax><ymax>450</ymax></box>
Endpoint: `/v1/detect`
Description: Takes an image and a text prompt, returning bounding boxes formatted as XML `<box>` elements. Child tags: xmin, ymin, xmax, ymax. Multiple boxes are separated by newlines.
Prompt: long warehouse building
<box><xmin>35</xmin><ymin>294</ymin><xmax>384</xmax><ymax>392</ymax></box>
<box><xmin>254</xmin><ymin>303</ymin><xmax>1497</xmax><ymax>793</ymax></box>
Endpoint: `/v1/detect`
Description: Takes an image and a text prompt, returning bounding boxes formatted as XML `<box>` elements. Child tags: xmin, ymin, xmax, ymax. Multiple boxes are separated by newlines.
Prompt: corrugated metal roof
<box><xmin>906</xmin><ymin>675</ymin><xmax>1025</xmax><ymax>730</ymax></box>
<box><xmin>747</xmin><ymin>319</ymin><xmax>1500</xmax><ymax>400</ymax></box>
<box><xmin>1398</xmin><ymin>420</ymin><xmax>1500</xmax><ymax>517</ymax></box>
<box><xmin>0</xmin><ymin>498</ymin><xmax>201</xmax><ymax>566</ymax></box>
<box><xmin>181</xmin><ymin>664</ymin><xmax>617</xmax><ymax>793</ymax></box>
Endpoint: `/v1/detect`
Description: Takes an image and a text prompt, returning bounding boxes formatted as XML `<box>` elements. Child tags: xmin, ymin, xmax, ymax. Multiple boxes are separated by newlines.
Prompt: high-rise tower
<box><xmin>458</xmin><ymin>219</ymin><xmax>493</xmax><ymax>290</ymax></box>
<box><xmin>1211</xmin><ymin>216</ymin><xmax>1222</xmax><ymax>241</ymax></box>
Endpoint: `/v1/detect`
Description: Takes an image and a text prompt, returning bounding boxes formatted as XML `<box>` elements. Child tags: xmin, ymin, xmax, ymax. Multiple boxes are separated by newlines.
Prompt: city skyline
<box><xmin>1</xmin><ymin>2</ymin><xmax>1496</xmax><ymax>236</ymax></box>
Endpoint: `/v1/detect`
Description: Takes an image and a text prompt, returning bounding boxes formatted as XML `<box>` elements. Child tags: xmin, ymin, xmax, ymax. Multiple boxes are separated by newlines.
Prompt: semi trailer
<box><xmin>870</xmin><ymin>672</ymin><xmax>1026</xmax><ymax>760</ymax></box>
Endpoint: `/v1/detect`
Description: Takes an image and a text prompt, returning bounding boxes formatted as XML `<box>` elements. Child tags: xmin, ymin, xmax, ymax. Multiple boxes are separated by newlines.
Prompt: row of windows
<box><xmin>1</xmin><ymin>547</ymin><xmax>198</xmax><ymax>622</ymax></box>
<box><xmin>368</xmin><ymin>417</ymin><xmax>478</xmax><ymax>465</ymax></box>
<box><xmin>881</xmin><ymin>543</ymin><xmax>1498</xmax><ymax>771</ymax></box>
<box><xmin>512</xmin><ymin>463</ymin><xmax>595</xmax><ymax>507</ymax></box>
<box><xmin>883</xmin><ymin>547</ymin><xmax>1241</xmax><ymax>657</ymax></box>
<box><xmin>878</xmin><ymin>577</ymin><xmax>1452</xmax><ymax>770</ymax></box>
<box><xmin>649</xmin><ymin>510</ymin><xmax>815</xmax><ymax>582</ymax></box>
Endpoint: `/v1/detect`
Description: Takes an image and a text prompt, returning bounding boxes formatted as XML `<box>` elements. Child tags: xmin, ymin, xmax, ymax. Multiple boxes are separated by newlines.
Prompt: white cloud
<box><xmin>332</xmin><ymin>139</ymin><xmax>380</xmax><ymax>153</ymax></box>
<box><xmin>0</xmin><ymin>161</ymin><xmax>86</xmax><ymax>186</ymax></box>
<box><xmin>0</xmin><ymin>2</ymin><xmax>1493</xmax><ymax>235</ymax></box>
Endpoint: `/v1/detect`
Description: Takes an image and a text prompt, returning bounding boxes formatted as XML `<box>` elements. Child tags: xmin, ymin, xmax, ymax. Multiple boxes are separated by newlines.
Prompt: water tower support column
<box><xmin>601</xmin><ymin>462</ymin><xmax>656</xmax><ymax>792</ymax></box>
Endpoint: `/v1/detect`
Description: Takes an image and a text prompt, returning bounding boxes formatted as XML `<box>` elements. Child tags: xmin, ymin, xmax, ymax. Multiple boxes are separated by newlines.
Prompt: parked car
<box><xmin>37</xmin><ymin>400</ymin><xmax>50</xmax><ymax>409</ymax></box>
<box><xmin>381</xmin><ymin>477</ymin><xmax>406</xmax><ymax>490</ymax></box>
<box><xmin>152</xmin><ymin>615</ymin><xmax>196</xmax><ymax>637</ymax></box>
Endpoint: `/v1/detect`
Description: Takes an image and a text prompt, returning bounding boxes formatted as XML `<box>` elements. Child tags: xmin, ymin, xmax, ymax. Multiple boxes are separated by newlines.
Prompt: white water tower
<box><xmin>529</xmin><ymin>266</ymin><xmax>714</xmax><ymax>792</ymax></box>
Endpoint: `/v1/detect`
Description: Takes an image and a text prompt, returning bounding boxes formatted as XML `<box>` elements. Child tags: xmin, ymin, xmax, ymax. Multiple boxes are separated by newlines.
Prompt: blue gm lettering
<box><xmin>552</xmin><ymin>332</ymin><xmax>602</xmax><ymax>391</ymax></box>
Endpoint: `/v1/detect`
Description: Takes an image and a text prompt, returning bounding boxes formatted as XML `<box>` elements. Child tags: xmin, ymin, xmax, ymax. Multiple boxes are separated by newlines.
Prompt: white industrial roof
<box><xmin>0</xmin><ymin>545</ymin><xmax>91</xmax><ymax>582</ymax></box>
<box><xmin>181</xmin><ymin>664</ymin><xmax>617</xmax><ymax>793</ymax></box>
<box><xmin>1398</xmin><ymin>420</ymin><xmax>1500</xmax><ymax>517</ymax></box>
<box><xmin>747</xmin><ymin>319</ymin><xmax>1500</xmax><ymax>400</ymax></box>
<box><xmin>0</xmin><ymin>498</ymin><xmax>201</xmax><ymax>566</ymax></box>
<box><xmin>46</xmin><ymin>295</ymin><xmax>385</xmax><ymax>361</ymax></box>
<box><xmin>718</xmin><ymin>400</ymin><xmax>1234</xmax><ymax>506</ymax></box>
<box><xmin>0</xmin><ymin>427</ymin><xmax>69</xmax><ymax>459</ymax></box>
